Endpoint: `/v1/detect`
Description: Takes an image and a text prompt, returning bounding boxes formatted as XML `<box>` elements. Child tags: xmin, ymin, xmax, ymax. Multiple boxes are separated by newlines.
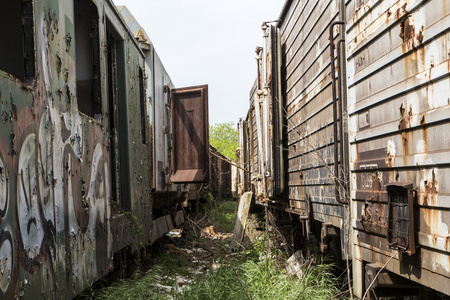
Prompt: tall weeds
<box><xmin>178</xmin><ymin>253</ymin><xmax>339</xmax><ymax>300</ymax></box>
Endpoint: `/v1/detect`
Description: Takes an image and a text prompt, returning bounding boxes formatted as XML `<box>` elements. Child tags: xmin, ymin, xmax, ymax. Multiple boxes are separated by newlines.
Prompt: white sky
<box><xmin>112</xmin><ymin>0</ymin><xmax>285</xmax><ymax>125</ymax></box>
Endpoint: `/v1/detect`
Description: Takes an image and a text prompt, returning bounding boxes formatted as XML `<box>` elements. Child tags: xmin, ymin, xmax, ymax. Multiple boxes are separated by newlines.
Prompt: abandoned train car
<box><xmin>0</xmin><ymin>0</ymin><xmax>209</xmax><ymax>299</ymax></box>
<box><xmin>238</xmin><ymin>0</ymin><xmax>450</xmax><ymax>297</ymax></box>
<box><xmin>209</xmin><ymin>145</ymin><xmax>233</xmax><ymax>201</ymax></box>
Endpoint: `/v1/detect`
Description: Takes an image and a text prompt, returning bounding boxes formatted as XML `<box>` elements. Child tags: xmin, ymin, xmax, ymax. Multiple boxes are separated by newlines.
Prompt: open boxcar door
<box><xmin>170</xmin><ymin>85</ymin><xmax>209</xmax><ymax>183</ymax></box>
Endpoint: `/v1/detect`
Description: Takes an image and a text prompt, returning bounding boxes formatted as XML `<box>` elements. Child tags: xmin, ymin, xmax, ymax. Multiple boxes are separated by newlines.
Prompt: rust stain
<box><xmin>385</xmin><ymin>140</ymin><xmax>396</xmax><ymax>167</ymax></box>
<box><xmin>398</xmin><ymin>103</ymin><xmax>412</xmax><ymax>130</ymax></box>
<box><xmin>398</xmin><ymin>103</ymin><xmax>412</xmax><ymax>165</ymax></box>
<box><xmin>402</xmin><ymin>131</ymin><xmax>408</xmax><ymax>155</ymax></box>
<box><xmin>422</xmin><ymin>169</ymin><xmax>440</xmax><ymax>252</ymax></box>
<box><xmin>361</xmin><ymin>172</ymin><xmax>386</xmax><ymax>233</ymax></box>
<box><xmin>349</xmin><ymin>1</ymin><xmax>409</xmax><ymax>52</ymax></box>
<box><xmin>134</xmin><ymin>29</ymin><xmax>147</xmax><ymax>44</ymax></box>
<box><xmin>420</xmin><ymin>114</ymin><xmax>426</xmax><ymax>125</ymax></box>
<box><xmin>361</xmin><ymin>202</ymin><xmax>373</xmax><ymax>231</ymax></box>
<box><xmin>371</xmin><ymin>171</ymin><xmax>382</xmax><ymax>192</ymax></box>
<box><xmin>423</xmin><ymin>169</ymin><xmax>438</xmax><ymax>206</ymax></box>
<box><xmin>399</xmin><ymin>14</ymin><xmax>414</xmax><ymax>41</ymax></box>
<box><xmin>395</xmin><ymin>3</ymin><xmax>408</xmax><ymax>21</ymax></box>
<box><xmin>400</xmin><ymin>16</ymin><xmax>425</xmax><ymax>53</ymax></box>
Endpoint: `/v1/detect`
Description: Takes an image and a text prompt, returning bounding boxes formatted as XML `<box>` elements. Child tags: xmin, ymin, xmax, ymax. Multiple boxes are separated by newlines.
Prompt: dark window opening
<box><xmin>387</xmin><ymin>183</ymin><xmax>416</xmax><ymax>255</ymax></box>
<box><xmin>139</xmin><ymin>68</ymin><xmax>147</xmax><ymax>144</ymax></box>
<box><xmin>0</xmin><ymin>0</ymin><xmax>35</xmax><ymax>83</ymax></box>
<box><xmin>74</xmin><ymin>0</ymin><xmax>101</xmax><ymax>119</ymax></box>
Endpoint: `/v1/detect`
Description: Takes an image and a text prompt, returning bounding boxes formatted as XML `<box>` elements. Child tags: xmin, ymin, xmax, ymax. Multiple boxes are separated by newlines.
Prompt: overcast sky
<box><xmin>113</xmin><ymin>0</ymin><xmax>285</xmax><ymax>125</ymax></box>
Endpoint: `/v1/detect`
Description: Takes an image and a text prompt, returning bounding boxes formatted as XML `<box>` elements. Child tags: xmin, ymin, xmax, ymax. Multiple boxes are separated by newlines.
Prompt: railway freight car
<box><xmin>238</xmin><ymin>0</ymin><xmax>450</xmax><ymax>297</ymax></box>
<box><xmin>209</xmin><ymin>145</ymin><xmax>233</xmax><ymax>201</ymax></box>
<box><xmin>186</xmin><ymin>145</ymin><xmax>235</xmax><ymax>203</ymax></box>
<box><xmin>117</xmin><ymin>7</ymin><xmax>210</xmax><ymax>210</ymax></box>
<box><xmin>0</xmin><ymin>1</ymin><xmax>208</xmax><ymax>299</ymax></box>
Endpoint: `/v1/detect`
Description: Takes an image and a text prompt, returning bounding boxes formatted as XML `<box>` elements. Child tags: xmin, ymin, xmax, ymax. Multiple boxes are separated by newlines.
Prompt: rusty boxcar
<box><xmin>0</xmin><ymin>1</ymin><xmax>209</xmax><ymax>299</ymax></box>
<box><xmin>209</xmin><ymin>145</ymin><xmax>233</xmax><ymax>201</ymax></box>
<box><xmin>238</xmin><ymin>0</ymin><xmax>450</xmax><ymax>297</ymax></box>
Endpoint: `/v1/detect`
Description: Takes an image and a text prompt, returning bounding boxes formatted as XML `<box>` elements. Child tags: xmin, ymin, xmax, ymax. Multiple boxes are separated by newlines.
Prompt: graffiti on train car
<box><xmin>0</xmin><ymin>1</ymin><xmax>114</xmax><ymax>297</ymax></box>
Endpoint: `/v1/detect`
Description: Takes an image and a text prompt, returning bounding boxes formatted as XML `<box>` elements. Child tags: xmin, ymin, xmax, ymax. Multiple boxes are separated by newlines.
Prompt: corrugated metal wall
<box><xmin>240</xmin><ymin>0</ymin><xmax>450</xmax><ymax>296</ymax></box>
<box><xmin>280</xmin><ymin>0</ymin><xmax>345</xmax><ymax>228</ymax></box>
<box><xmin>346</xmin><ymin>0</ymin><xmax>450</xmax><ymax>296</ymax></box>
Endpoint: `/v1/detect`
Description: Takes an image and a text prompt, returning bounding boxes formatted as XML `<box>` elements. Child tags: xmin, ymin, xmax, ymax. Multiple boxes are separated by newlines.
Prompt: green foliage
<box><xmin>209</xmin><ymin>122</ymin><xmax>238</xmax><ymax>161</ymax></box>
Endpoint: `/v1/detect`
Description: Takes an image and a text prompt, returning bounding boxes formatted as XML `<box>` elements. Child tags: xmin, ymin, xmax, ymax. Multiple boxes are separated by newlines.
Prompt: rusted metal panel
<box><xmin>347</xmin><ymin>0</ymin><xmax>450</xmax><ymax>296</ymax></box>
<box><xmin>277</xmin><ymin>0</ymin><xmax>348</xmax><ymax>235</ymax></box>
<box><xmin>209</xmin><ymin>145</ymin><xmax>232</xmax><ymax>200</ymax></box>
<box><xmin>170</xmin><ymin>85</ymin><xmax>209</xmax><ymax>183</ymax></box>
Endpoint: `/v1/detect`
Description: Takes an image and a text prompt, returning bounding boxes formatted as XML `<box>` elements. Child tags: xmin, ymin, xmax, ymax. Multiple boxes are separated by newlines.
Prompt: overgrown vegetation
<box><xmin>207</xmin><ymin>199</ymin><xmax>238</xmax><ymax>232</ymax></box>
<box><xmin>180</xmin><ymin>254</ymin><xmax>339</xmax><ymax>300</ymax></box>
<box><xmin>86</xmin><ymin>254</ymin><xmax>192</xmax><ymax>300</ymax></box>
<box><xmin>80</xmin><ymin>198</ymin><xmax>347</xmax><ymax>299</ymax></box>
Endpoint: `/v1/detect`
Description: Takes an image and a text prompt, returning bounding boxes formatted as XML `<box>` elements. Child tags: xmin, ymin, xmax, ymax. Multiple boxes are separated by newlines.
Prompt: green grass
<box><xmin>79</xmin><ymin>250</ymin><xmax>194</xmax><ymax>300</ymax></box>
<box><xmin>81</xmin><ymin>198</ymin><xmax>346</xmax><ymax>299</ymax></box>
<box><xmin>177</xmin><ymin>254</ymin><xmax>340</xmax><ymax>300</ymax></box>
<box><xmin>94</xmin><ymin>268</ymin><xmax>173</xmax><ymax>300</ymax></box>
<box><xmin>87</xmin><ymin>251</ymin><xmax>342</xmax><ymax>300</ymax></box>
<box><xmin>207</xmin><ymin>199</ymin><xmax>238</xmax><ymax>232</ymax></box>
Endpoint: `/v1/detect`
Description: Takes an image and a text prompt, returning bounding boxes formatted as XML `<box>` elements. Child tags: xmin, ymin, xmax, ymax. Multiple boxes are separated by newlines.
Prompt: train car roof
<box><xmin>103</xmin><ymin>0</ymin><xmax>144</xmax><ymax>56</ymax></box>
<box><xmin>116</xmin><ymin>6</ymin><xmax>153</xmax><ymax>51</ymax></box>
<box><xmin>277</xmin><ymin>0</ymin><xmax>293</xmax><ymax>28</ymax></box>
<box><xmin>116</xmin><ymin>6</ymin><xmax>175</xmax><ymax>87</ymax></box>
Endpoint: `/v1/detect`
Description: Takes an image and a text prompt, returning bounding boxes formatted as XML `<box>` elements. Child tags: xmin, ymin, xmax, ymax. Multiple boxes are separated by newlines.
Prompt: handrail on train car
<box><xmin>329</xmin><ymin>20</ymin><xmax>348</xmax><ymax>205</ymax></box>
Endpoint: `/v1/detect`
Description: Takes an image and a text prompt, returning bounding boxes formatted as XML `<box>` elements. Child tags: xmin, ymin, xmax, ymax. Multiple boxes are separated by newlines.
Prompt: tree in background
<box><xmin>209</xmin><ymin>122</ymin><xmax>238</xmax><ymax>161</ymax></box>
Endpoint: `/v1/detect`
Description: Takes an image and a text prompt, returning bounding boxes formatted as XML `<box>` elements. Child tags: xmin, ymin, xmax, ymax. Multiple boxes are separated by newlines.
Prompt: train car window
<box><xmin>74</xmin><ymin>0</ymin><xmax>101</xmax><ymax>120</ymax></box>
<box><xmin>0</xmin><ymin>0</ymin><xmax>35</xmax><ymax>83</ymax></box>
<box><xmin>139</xmin><ymin>68</ymin><xmax>147</xmax><ymax>144</ymax></box>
